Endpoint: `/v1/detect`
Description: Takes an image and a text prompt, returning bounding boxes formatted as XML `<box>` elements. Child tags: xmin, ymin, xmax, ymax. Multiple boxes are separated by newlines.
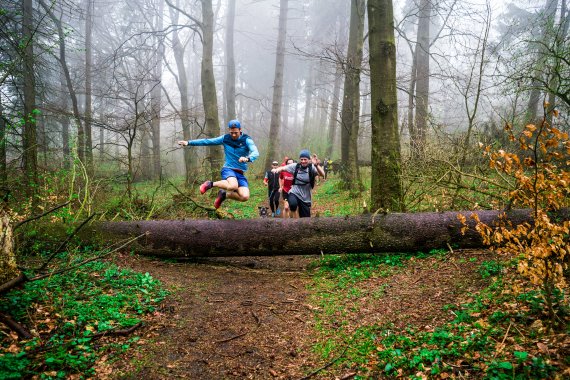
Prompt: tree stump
<box><xmin>0</xmin><ymin>210</ymin><xmax>19</xmax><ymax>285</ymax></box>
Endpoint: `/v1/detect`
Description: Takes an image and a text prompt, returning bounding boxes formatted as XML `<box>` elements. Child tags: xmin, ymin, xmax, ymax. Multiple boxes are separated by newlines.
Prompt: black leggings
<box><xmin>268</xmin><ymin>189</ymin><xmax>280</xmax><ymax>213</ymax></box>
<box><xmin>287</xmin><ymin>193</ymin><xmax>311</xmax><ymax>218</ymax></box>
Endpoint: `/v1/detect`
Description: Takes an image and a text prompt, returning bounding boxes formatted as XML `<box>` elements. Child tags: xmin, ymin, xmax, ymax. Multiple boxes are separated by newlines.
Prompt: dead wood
<box><xmin>89</xmin><ymin>208</ymin><xmax>570</xmax><ymax>257</ymax></box>
<box><xmin>0</xmin><ymin>311</ymin><xmax>33</xmax><ymax>339</ymax></box>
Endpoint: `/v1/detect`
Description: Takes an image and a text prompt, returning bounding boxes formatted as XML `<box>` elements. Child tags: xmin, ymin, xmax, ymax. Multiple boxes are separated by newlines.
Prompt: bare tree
<box><xmin>39</xmin><ymin>0</ymin><xmax>85</xmax><ymax>167</ymax></box>
<box><xmin>265</xmin><ymin>0</ymin><xmax>289</xmax><ymax>168</ymax></box>
<box><xmin>413</xmin><ymin>0</ymin><xmax>431</xmax><ymax>158</ymax></box>
<box><xmin>224</xmin><ymin>0</ymin><xmax>236</xmax><ymax>123</ymax></box>
<box><xmin>166</xmin><ymin>1</ymin><xmax>199</xmax><ymax>184</ymax></box>
<box><xmin>150</xmin><ymin>0</ymin><xmax>165</xmax><ymax>180</ymax></box>
<box><xmin>84</xmin><ymin>0</ymin><xmax>94</xmax><ymax>175</ymax></box>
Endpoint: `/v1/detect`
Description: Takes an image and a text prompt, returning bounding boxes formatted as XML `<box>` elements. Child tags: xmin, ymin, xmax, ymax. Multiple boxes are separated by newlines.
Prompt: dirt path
<box><xmin>106</xmin><ymin>255</ymin><xmax>320</xmax><ymax>379</ymax></box>
<box><xmin>102</xmin><ymin>250</ymin><xmax>496</xmax><ymax>379</ymax></box>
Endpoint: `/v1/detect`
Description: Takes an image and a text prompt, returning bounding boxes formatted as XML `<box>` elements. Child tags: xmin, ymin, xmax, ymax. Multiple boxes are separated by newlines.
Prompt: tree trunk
<box><xmin>93</xmin><ymin>209</ymin><xmax>570</xmax><ymax>257</ymax></box>
<box><xmin>407</xmin><ymin>45</ymin><xmax>417</xmax><ymax>155</ymax></box>
<box><xmin>265</xmin><ymin>0</ymin><xmax>289</xmax><ymax>169</ymax></box>
<box><xmin>414</xmin><ymin>0</ymin><xmax>431</xmax><ymax>157</ymax></box>
<box><xmin>201</xmin><ymin>0</ymin><xmax>223</xmax><ymax>180</ymax></box>
<box><xmin>0</xmin><ymin>211</ymin><xmax>19</xmax><ymax>285</ymax></box>
<box><xmin>301</xmin><ymin>66</ymin><xmax>313</xmax><ymax>143</ymax></box>
<box><xmin>325</xmin><ymin>63</ymin><xmax>343</xmax><ymax>159</ymax></box>
<box><xmin>150</xmin><ymin>0</ymin><xmax>165</xmax><ymax>180</ymax></box>
<box><xmin>23</xmin><ymin>0</ymin><xmax>38</xmax><ymax>203</ymax></box>
<box><xmin>340</xmin><ymin>0</ymin><xmax>365</xmax><ymax>190</ymax></box>
<box><xmin>368</xmin><ymin>0</ymin><xmax>403</xmax><ymax>212</ymax></box>
<box><xmin>60</xmin><ymin>72</ymin><xmax>71</xmax><ymax>169</ymax></box>
<box><xmin>224</xmin><ymin>0</ymin><xmax>236</xmax><ymax>122</ymax></box>
<box><xmin>0</xmin><ymin>98</ymin><xmax>6</xmax><ymax>183</ymax></box>
<box><xmin>526</xmin><ymin>0</ymin><xmax>558</xmax><ymax>124</ymax></box>
<box><xmin>84</xmin><ymin>0</ymin><xmax>94</xmax><ymax>176</ymax></box>
<box><xmin>169</xmin><ymin>6</ymin><xmax>197</xmax><ymax>185</ymax></box>
<box><xmin>39</xmin><ymin>0</ymin><xmax>85</xmax><ymax>166</ymax></box>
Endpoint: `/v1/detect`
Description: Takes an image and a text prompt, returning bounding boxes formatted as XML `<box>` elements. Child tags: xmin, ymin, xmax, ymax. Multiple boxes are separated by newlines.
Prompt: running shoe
<box><xmin>200</xmin><ymin>180</ymin><xmax>213</xmax><ymax>194</ymax></box>
<box><xmin>214</xmin><ymin>190</ymin><xmax>227</xmax><ymax>209</ymax></box>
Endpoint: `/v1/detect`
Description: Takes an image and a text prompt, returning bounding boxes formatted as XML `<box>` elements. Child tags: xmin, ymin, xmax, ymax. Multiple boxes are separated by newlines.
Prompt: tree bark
<box><xmin>169</xmin><ymin>5</ymin><xmax>197</xmax><ymax>185</ymax></box>
<box><xmin>224</xmin><ymin>0</ymin><xmax>237</xmax><ymax>122</ymax></box>
<box><xmin>0</xmin><ymin>97</ymin><xmax>6</xmax><ymax>183</ymax></box>
<box><xmin>201</xmin><ymin>0</ymin><xmax>223</xmax><ymax>180</ymax></box>
<box><xmin>340</xmin><ymin>0</ymin><xmax>365</xmax><ymax>190</ymax></box>
<box><xmin>265</xmin><ymin>0</ymin><xmax>289</xmax><ymax>169</ymax></box>
<box><xmin>0</xmin><ymin>211</ymin><xmax>19</xmax><ymax>285</ymax></box>
<box><xmin>325</xmin><ymin>62</ymin><xmax>343</xmax><ymax>159</ymax></box>
<box><xmin>22</xmin><ymin>0</ymin><xmax>38</xmax><ymax>203</ymax></box>
<box><xmin>414</xmin><ymin>0</ymin><xmax>431</xmax><ymax>157</ymax></box>
<box><xmin>368</xmin><ymin>0</ymin><xmax>403</xmax><ymax>212</ymax></box>
<box><xmin>84</xmin><ymin>0</ymin><xmax>94</xmax><ymax>176</ymax></box>
<box><xmin>150</xmin><ymin>0</ymin><xmax>165</xmax><ymax>180</ymax></box>
<box><xmin>92</xmin><ymin>209</ymin><xmax>570</xmax><ymax>258</ymax></box>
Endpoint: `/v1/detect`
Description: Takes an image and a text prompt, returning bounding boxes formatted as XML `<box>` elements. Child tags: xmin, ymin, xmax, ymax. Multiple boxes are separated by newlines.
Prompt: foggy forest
<box><xmin>1</xmin><ymin>0</ymin><xmax>569</xmax><ymax>378</ymax></box>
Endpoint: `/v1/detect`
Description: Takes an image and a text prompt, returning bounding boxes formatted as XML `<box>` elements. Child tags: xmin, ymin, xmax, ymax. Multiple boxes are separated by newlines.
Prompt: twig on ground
<box><xmin>299</xmin><ymin>345</ymin><xmax>349</xmax><ymax>380</ymax></box>
<box><xmin>0</xmin><ymin>312</ymin><xmax>33</xmax><ymax>339</ymax></box>
<box><xmin>0</xmin><ymin>273</ymin><xmax>27</xmax><ymax>295</ymax></box>
<box><xmin>214</xmin><ymin>330</ymin><xmax>249</xmax><ymax>344</ymax></box>
<box><xmin>91</xmin><ymin>322</ymin><xmax>143</xmax><ymax>339</ymax></box>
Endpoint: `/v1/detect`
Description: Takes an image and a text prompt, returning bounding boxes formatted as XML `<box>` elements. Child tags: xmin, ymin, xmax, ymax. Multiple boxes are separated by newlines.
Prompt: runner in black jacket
<box><xmin>264</xmin><ymin>160</ymin><xmax>281</xmax><ymax>217</ymax></box>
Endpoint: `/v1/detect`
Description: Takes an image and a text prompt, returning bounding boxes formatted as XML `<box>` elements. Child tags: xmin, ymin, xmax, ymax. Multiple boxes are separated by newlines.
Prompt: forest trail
<box><xmin>97</xmin><ymin>249</ymin><xmax>495</xmax><ymax>379</ymax></box>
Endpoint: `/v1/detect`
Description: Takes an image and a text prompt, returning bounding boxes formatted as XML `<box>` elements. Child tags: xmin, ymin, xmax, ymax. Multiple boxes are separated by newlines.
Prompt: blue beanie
<box><xmin>299</xmin><ymin>149</ymin><xmax>311</xmax><ymax>159</ymax></box>
<box><xmin>228</xmin><ymin>119</ymin><xmax>241</xmax><ymax>129</ymax></box>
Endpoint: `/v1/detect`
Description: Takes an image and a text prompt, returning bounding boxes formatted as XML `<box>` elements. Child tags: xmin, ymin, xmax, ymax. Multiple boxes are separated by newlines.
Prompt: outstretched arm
<box><xmin>178</xmin><ymin>135</ymin><xmax>224</xmax><ymax>147</ymax></box>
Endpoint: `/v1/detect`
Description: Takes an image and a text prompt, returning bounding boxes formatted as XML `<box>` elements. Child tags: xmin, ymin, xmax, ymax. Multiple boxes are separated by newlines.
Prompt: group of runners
<box><xmin>177</xmin><ymin>119</ymin><xmax>325</xmax><ymax>218</ymax></box>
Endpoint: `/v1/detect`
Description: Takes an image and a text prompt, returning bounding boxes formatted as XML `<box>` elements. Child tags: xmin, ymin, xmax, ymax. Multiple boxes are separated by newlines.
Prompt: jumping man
<box><xmin>177</xmin><ymin>119</ymin><xmax>259</xmax><ymax>209</ymax></box>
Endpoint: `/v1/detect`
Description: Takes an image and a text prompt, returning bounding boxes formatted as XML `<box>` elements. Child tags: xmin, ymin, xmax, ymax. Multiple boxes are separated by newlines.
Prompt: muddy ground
<box><xmin>96</xmin><ymin>249</ymin><xmax>495</xmax><ymax>379</ymax></box>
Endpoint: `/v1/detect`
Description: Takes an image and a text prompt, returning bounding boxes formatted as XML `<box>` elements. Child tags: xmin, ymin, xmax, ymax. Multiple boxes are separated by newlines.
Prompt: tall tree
<box><xmin>265</xmin><ymin>0</ymin><xmax>289</xmax><ymax>168</ymax></box>
<box><xmin>526</xmin><ymin>0</ymin><xmax>559</xmax><ymax>123</ymax></box>
<box><xmin>150</xmin><ymin>0</ymin><xmax>165</xmax><ymax>179</ymax></box>
<box><xmin>84</xmin><ymin>0</ymin><xmax>94</xmax><ymax>175</ymax></box>
<box><xmin>166</xmin><ymin>1</ymin><xmax>198</xmax><ymax>185</ymax></box>
<box><xmin>200</xmin><ymin>0</ymin><xmax>223</xmax><ymax>178</ymax></box>
<box><xmin>325</xmin><ymin>62</ymin><xmax>343</xmax><ymax>159</ymax></box>
<box><xmin>39</xmin><ymin>0</ymin><xmax>85</xmax><ymax>165</ymax></box>
<box><xmin>340</xmin><ymin>0</ymin><xmax>365</xmax><ymax>190</ymax></box>
<box><xmin>22</xmin><ymin>0</ymin><xmax>38</xmax><ymax>201</ymax></box>
<box><xmin>0</xmin><ymin>97</ymin><xmax>5</xmax><ymax>183</ymax></box>
<box><xmin>166</xmin><ymin>0</ymin><xmax>222</xmax><ymax>179</ymax></box>
<box><xmin>413</xmin><ymin>0</ymin><xmax>431</xmax><ymax>157</ymax></box>
<box><xmin>224</xmin><ymin>0</ymin><xmax>236</xmax><ymax>122</ymax></box>
<box><xmin>368</xmin><ymin>0</ymin><xmax>403</xmax><ymax>211</ymax></box>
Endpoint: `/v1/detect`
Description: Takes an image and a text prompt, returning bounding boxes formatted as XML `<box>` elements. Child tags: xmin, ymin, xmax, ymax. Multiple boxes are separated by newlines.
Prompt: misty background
<box><xmin>1</xmin><ymin>0</ymin><xmax>568</xmax><ymax>190</ymax></box>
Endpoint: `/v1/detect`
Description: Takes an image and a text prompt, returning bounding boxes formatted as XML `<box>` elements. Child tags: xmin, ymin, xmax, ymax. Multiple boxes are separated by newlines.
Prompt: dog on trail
<box><xmin>258</xmin><ymin>206</ymin><xmax>269</xmax><ymax>218</ymax></box>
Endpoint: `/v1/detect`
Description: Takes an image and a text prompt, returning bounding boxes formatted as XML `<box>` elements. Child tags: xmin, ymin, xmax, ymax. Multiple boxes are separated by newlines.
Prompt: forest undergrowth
<box><xmin>1</xmin><ymin>119</ymin><xmax>569</xmax><ymax>379</ymax></box>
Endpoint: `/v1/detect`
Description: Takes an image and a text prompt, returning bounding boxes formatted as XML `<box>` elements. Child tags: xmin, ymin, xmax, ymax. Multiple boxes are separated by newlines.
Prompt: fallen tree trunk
<box><xmin>92</xmin><ymin>208</ymin><xmax>570</xmax><ymax>257</ymax></box>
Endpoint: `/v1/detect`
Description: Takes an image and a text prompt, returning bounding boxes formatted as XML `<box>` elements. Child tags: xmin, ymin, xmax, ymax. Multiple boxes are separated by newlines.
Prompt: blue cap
<box><xmin>228</xmin><ymin>119</ymin><xmax>241</xmax><ymax>129</ymax></box>
<box><xmin>299</xmin><ymin>149</ymin><xmax>311</xmax><ymax>159</ymax></box>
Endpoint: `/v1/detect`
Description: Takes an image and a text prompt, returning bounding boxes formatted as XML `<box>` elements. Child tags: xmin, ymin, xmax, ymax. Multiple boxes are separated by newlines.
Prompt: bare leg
<box><xmin>227</xmin><ymin>186</ymin><xmax>250</xmax><ymax>202</ymax></box>
<box><xmin>213</xmin><ymin>177</ymin><xmax>239</xmax><ymax>192</ymax></box>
